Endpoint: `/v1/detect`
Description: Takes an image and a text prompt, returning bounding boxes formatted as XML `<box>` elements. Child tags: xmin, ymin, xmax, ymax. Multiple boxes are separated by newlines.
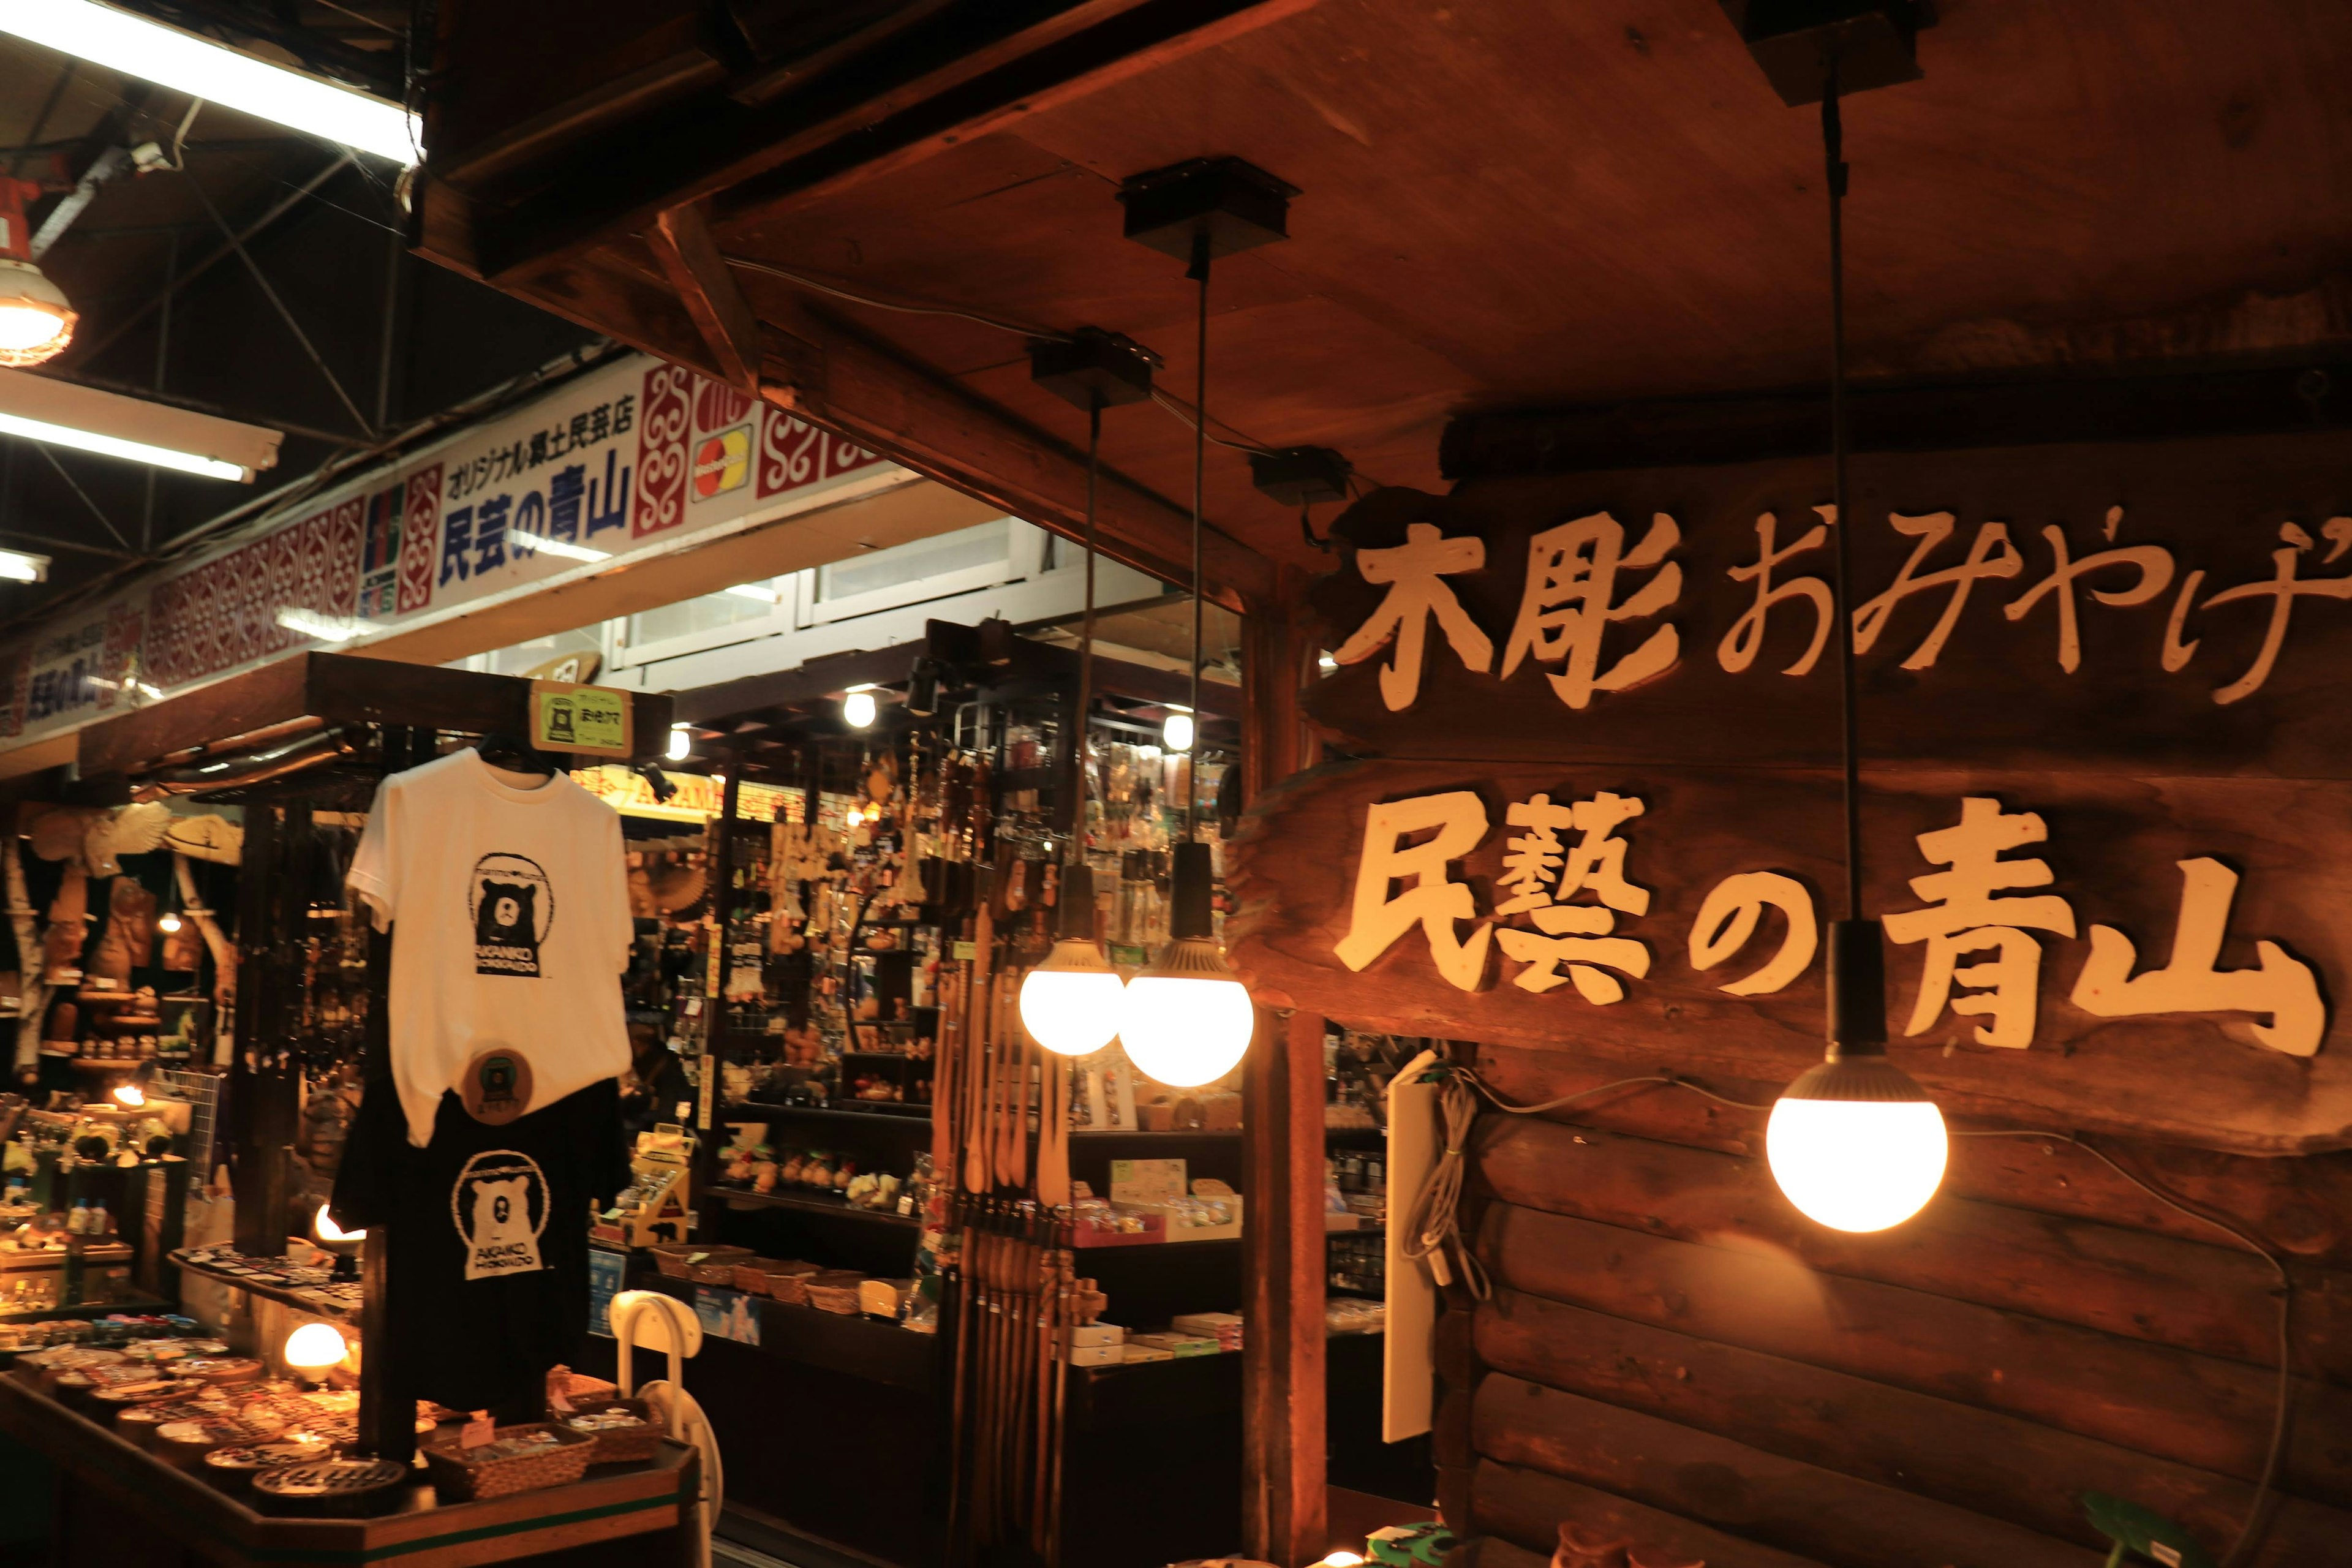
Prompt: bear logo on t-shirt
<box><xmin>469</xmin><ymin>854</ymin><xmax>552</xmax><ymax>977</ymax></box>
<box><xmin>451</xmin><ymin>1152</ymin><xmax>549</xmax><ymax>1281</ymax></box>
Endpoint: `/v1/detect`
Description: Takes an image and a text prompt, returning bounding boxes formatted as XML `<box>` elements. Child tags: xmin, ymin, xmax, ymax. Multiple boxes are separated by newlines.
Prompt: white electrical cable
<box><xmin>611</xmin><ymin>1289</ymin><xmax>725</xmax><ymax>1568</ymax></box>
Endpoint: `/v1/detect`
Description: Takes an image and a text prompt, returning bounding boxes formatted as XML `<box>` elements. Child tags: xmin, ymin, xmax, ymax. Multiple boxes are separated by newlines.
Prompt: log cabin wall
<box><xmin>1442</xmin><ymin>1044</ymin><xmax>2352</xmax><ymax>1568</ymax></box>
<box><xmin>1219</xmin><ymin>420</ymin><xmax>2352</xmax><ymax>1568</ymax></box>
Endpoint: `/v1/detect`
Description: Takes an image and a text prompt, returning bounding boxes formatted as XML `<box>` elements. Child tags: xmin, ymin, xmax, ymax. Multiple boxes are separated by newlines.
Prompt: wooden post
<box><xmin>1240</xmin><ymin>572</ymin><xmax>1327</xmax><ymax>1566</ymax></box>
<box><xmin>229</xmin><ymin>805</ymin><xmax>298</xmax><ymax>1257</ymax></box>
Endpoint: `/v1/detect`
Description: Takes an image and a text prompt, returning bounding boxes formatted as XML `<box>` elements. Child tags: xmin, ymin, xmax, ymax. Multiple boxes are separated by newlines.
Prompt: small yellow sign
<box><xmin>530</xmin><ymin>680</ymin><xmax>634</xmax><ymax>758</ymax></box>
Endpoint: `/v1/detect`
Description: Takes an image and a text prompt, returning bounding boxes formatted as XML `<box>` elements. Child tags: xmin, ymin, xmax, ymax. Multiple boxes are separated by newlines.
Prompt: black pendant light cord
<box><xmin>1823</xmin><ymin>61</ymin><xmax>1862</xmax><ymax>927</ymax></box>
<box><xmin>1185</xmin><ymin>235</ymin><xmax>1208</xmax><ymax>845</ymax></box>
<box><xmin>1074</xmin><ymin>395</ymin><xmax>1101</xmax><ymax>871</ymax></box>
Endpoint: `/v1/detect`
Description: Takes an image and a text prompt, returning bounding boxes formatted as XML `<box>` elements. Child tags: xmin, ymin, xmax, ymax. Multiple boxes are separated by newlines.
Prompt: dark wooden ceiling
<box><xmin>418</xmin><ymin>0</ymin><xmax>2352</xmax><ymax>606</ymax></box>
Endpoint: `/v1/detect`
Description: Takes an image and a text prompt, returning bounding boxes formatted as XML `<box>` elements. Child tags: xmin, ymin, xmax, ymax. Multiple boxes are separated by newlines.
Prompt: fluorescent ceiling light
<box><xmin>0</xmin><ymin>408</ymin><xmax>246</xmax><ymax>480</ymax></box>
<box><xmin>0</xmin><ymin>368</ymin><xmax>278</xmax><ymax>480</ymax></box>
<box><xmin>276</xmin><ymin>606</ymin><xmax>377</xmax><ymax>643</ymax></box>
<box><xmin>0</xmin><ymin>550</ymin><xmax>50</xmax><ymax>583</ymax></box>
<box><xmin>511</xmin><ymin>529</ymin><xmax>610</xmax><ymax>564</ymax></box>
<box><xmin>0</xmin><ymin>0</ymin><xmax>421</xmax><ymax>164</ymax></box>
<box><xmin>723</xmin><ymin>582</ymin><xmax>782</xmax><ymax>603</ymax></box>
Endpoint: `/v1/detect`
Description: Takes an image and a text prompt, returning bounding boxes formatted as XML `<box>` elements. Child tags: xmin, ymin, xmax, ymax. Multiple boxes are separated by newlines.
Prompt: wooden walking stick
<box><xmin>1044</xmin><ymin>1240</ymin><xmax>1074</xmax><ymax>1568</ymax></box>
<box><xmin>945</xmin><ymin>1195</ymin><xmax>976</xmax><ymax>1551</ymax></box>
<box><xmin>964</xmin><ymin>900</ymin><xmax>995</xmax><ymax>1194</ymax></box>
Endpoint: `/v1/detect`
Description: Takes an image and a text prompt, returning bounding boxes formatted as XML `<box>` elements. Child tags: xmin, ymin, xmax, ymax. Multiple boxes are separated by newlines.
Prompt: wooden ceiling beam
<box><xmin>426</xmin><ymin>0</ymin><xmax>1321</xmax><ymax>288</ymax></box>
<box><xmin>648</xmin><ymin>203</ymin><xmax>763</xmax><ymax>396</ymax></box>
<box><xmin>504</xmin><ymin>245</ymin><xmax>1276</xmax><ymax>614</ymax></box>
<box><xmin>754</xmin><ymin>306</ymin><xmax>1276</xmax><ymax>615</ymax></box>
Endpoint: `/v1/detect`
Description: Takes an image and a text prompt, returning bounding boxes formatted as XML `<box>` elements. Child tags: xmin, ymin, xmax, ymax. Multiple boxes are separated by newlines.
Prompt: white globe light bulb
<box><xmin>1118</xmin><ymin>952</ymin><xmax>1253</xmax><ymax>1087</ymax></box>
<box><xmin>283</xmin><ymin>1321</ymin><xmax>347</xmax><ymax>1374</ymax></box>
<box><xmin>1019</xmin><ymin>943</ymin><xmax>1127</xmax><ymax>1058</ymax></box>
<box><xmin>1161</xmin><ymin>710</ymin><xmax>1194</xmax><ymax>752</ymax></box>
<box><xmin>1765</xmin><ymin>1057</ymin><xmax>1948</xmax><ymax>1233</ymax></box>
<box><xmin>843</xmin><ymin>689</ymin><xmax>878</xmax><ymax>728</ymax></box>
<box><xmin>665</xmin><ymin>725</ymin><xmax>692</xmax><ymax>762</ymax></box>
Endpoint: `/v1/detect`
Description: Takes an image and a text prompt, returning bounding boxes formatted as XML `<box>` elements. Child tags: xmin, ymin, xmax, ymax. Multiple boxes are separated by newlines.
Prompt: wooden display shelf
<box><xmin>0</xmin><ymin>1291</ymin><xmax>171</xmax><ymax>1324</ymax></box>
<box><xmin>171</xmin><ymin>1250</ymin><xmax>360</xmax><ymax>1323</ymax></box>
<box><xmin>722</xmin><ymin>1100</ymin><xmax>933</xmax><ymax>1127</ymax></box>
<box><xmin>0</xmin><ymin>1370</ymin><xmax>698</xmax><ymax>1567</ymax></box>
<box><xmin>633</xmin><ymin>1276</ymin><xmax>937</xmax><ymax>1393</ymax></box>
<box><xmin>1068</xmin><ymin>1127</ymin><xmax>1242</xmax><ymax>1140</ymax></box>
<box><xmin>707</xmin><ymin>1186</ymin><xmax>919</xmax><ymax>1227</ymax></box>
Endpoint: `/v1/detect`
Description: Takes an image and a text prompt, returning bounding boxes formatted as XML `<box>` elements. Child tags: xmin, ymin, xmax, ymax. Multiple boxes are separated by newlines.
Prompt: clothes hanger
<box><xmin>473</xmin><ymin>730</ymin><xmax>556</xmax><ymax>778</ymax></box>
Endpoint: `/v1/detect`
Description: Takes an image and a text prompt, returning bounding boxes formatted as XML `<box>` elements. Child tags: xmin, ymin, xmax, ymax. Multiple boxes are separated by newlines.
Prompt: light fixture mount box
<box><xmin>1118</xmin><ymin>157</ymin><xmax>1298</xmax><ymax>264</ymax></box>
<box><xmin>1030</xmin><ymin>326</ymin><xmax>1161</xmax><ymax>410</ymax></box>
<box><xmin>1719</xmin><ymin>0</ymin><xmax>1932</xmax><ymax>106</ymax></box>
<box><xmin>1250</xmin><ymin>446</ymin><xmax>1351</xmax><ymax>507</ymax></box>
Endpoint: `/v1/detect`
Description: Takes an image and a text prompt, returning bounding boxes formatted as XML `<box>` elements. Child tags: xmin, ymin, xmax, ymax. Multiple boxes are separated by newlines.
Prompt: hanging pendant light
<box><xmin>1121</xmin><ymin>841</ymin><xmax>1253</xmax><ymax>1086</ymax></box>
<box><xmin>1017</xmin><ymin>355</ymin><xmax>1147</xmax><ymax>1057</ymax></box>
<box><xmin>1111</xmin><ymin>178</ymin><xmax>1281</xmax><ymax>1087</ymax></box>
<box><xmin>1763</xmin><ymin>51</ymin><xmax>1947</xmax><ymax>1234</ymax></box>
<box><xmin>0</xmin><ymin>178</ymin><xmax>75</xmax><ymax>368</ymax></box>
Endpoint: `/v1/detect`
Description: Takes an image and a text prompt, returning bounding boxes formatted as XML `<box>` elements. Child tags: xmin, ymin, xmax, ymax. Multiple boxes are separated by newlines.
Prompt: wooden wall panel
<box><xmin>1469</xmin><ymin>1463</ymin><xmax>1829</xmax><ymax>1568</ymax></box>
<box><xmin>1470</xmin><ymin>1116</ymin><xmax>2352</xmax><ymax>1380</ymax></box>
<box><xmin>1471</xmin><ymin>1374</ymin><xmax>2106</xmax><ymax>1568</ymax></box>
<box><xmin>1472</xmin><ymin>1045</ymin><xmax>2352</xmax><ymax>1269</ymax></box>
<box><xmin>1474</xmin><ymin>1287</ymin><xmax>2352</xmax><ymax>1562</ymax></box>
<box><xmin>1479</xmin><ymin>1202</ymin><xmax>2351</xmax><ymax>1508</ymax></box>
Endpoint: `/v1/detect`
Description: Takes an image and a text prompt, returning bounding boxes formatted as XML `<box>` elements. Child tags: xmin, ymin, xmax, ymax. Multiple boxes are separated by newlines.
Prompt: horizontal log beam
<box><xmin>1469</xmin><ymin>1045</ymin><xmax>2352</xmax><ymax>1271</ymax></box>
<box><xmin>1470</xmin><ymin>1115</ymin><xmax>2351</xmax><ymax>1379</ymax></box>
<box><xmin>1472</xmin><ymin>1373</ymin><xmax>2104</xmax><ymax>1568</ymax></box>
<box><xmin>750</xmin><ymin>303</ymin><xmax>1273</xmax><ymax>614</ymax></box>
<box><xmin>1471</xmin><ymin>1463</ymin><xmax>1830</xmax><ymax>1568</ymax></box>
<box><xmin>1479</xmin><ymin>1202</ymin><xmax>2352</xmax><ymax>1509</ymax></box>
<box><xmin>1475</xmin><ymin>1287</ymin><xmax>2352</xmax><ymax>1562</ymax></box>
<box><xmin>1439</xmin><ymin>357</ymin><xmax>2352</xmax><ymax>480</ymax></box>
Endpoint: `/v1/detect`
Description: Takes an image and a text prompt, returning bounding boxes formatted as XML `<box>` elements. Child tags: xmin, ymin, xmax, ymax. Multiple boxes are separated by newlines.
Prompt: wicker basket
<box><xmin>649</xmin><ymin>1243</ymin><xmax>750</xmax><ymax>1281</ymax></box>
<box><xmin>556</xmin><ymin>1397</ymin><xmax>662</xmax><ymax>1464</ymax></box>
<box><xmin>729</xmin><ymin>1258</ymin><xmax>777</xmax><ymax>1295</ymax></box>
<box><xmin>422</xmin><ymin>1422</ymin><xmax>593</xmax><ymax>1499</ymax></box>
<box><xmin>803</xmin><ymin>1270</ymin><xmax>865</xmax><ymax>1315</ymax></box>
<box><xmin>763</xmin><ymin>1262</ymin><xmax>821</xmax><ymax>1306</ymax></box>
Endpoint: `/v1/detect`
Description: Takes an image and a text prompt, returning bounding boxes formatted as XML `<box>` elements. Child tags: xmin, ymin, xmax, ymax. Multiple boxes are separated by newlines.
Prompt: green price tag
<box><xmin>530</xmin><ymin>681</ymin><xmax>633</xmax><ymax>757</ymax></box>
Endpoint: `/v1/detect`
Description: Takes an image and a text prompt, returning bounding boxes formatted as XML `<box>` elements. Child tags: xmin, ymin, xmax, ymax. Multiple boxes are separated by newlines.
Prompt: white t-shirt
<box><xmin>347</xmin><ymin>748</ymin><xmax>634</xmax><ymax>1147</ymax></box>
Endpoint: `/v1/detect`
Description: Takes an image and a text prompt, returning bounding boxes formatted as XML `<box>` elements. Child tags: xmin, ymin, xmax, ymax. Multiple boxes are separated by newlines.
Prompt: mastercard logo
<box><xmin>693</xmin><ymin>426</ymin><xmax>751</xmax><ymax>499</ymax></box>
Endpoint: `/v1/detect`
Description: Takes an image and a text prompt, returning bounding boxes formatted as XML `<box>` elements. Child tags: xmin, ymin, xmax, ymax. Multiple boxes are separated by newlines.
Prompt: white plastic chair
<box><xmin>609</xmin><ymin>1289</ymin><xmax>725</xmax><ymax>1568</ymax></box>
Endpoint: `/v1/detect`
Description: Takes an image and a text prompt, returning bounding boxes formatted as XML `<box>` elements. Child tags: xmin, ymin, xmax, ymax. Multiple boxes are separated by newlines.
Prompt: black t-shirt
<box><xmin>334</xmin><ymin>1076</ymin><xmax>627</xmax><ymax>1414</ymax></box>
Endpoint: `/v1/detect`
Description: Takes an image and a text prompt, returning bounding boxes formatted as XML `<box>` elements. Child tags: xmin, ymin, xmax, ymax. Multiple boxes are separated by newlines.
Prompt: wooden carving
<box><xmin>1226</xmin><ymin>758</ymin><xmax>2346</xmax><ymax>1154</ymax></box>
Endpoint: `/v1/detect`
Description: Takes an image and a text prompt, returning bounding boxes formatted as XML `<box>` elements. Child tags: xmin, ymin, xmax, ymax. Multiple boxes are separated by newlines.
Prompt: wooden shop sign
<box><xmin>1302</xmin><ymin>429</ymin><xmax>2352</xmax><ymax>777</ymax></box>
<box><xmin>1227</xmin><ymin>760</ymin><xmax>2345</xmax><ymax>1153</ymax></box>
<box><xmin>1232</xmin><ymin>431</ymin><xmax>2352</xmax><ymax>1155</ymax></box>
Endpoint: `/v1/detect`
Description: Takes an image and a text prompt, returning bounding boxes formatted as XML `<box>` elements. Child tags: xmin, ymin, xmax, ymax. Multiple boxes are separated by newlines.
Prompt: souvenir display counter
<box><xmin>0</xmin><ymin>654</ymin><xmax>702</xmax><ymax>1567</ymax></box>
<box><xmin>0</xmin><ymin>1364</ymin><xmax>699</xmax><ymax>1568</ymax></box>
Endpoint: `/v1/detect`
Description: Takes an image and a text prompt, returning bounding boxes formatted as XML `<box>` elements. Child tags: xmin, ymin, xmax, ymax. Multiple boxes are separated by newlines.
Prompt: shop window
<box><xmin>807</xmin><ymin>519</ymin><xmax>1026</xmax><ymax>624</ymax></box>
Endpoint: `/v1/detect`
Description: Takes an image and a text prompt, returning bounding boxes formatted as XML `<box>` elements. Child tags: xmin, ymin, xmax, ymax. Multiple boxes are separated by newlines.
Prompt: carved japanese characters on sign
<box><xmin>1327</xmin><ymin>785</ymin><xmax>2321</xmax><ymax>1060</ymax></box>
<box><xmin>1314</xmin><ymin>458</ymin><xmax>2352</xmax><ymax>775</ymax></box>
